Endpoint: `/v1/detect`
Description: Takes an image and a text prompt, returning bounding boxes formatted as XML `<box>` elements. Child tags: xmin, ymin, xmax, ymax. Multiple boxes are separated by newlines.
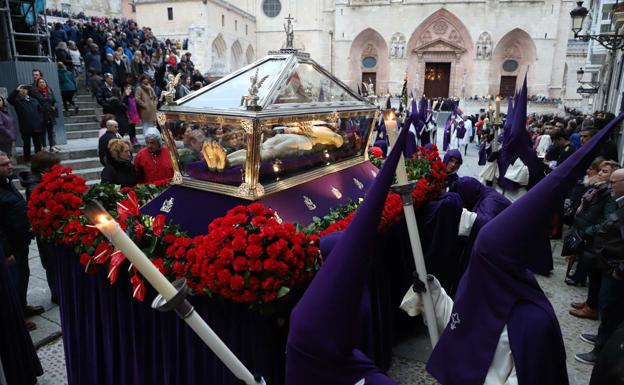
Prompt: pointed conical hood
<box><xmin>503</xmin><ymin>96</ymin><xmax>514</xmax><ymax>134</ymax></box>
<box><xmin>507</xmin><ymin>75</ymin><xmax>544</xmax><ymax>187</ymax></box>
<box><xmin>405</xmin><ymin>105</ymin><xmax>418</xmax><ymax>158</ymax></box>
<box><xmin>419</xmin><ymin>96</ymin><xmax>428</xmax><ymax>124</ymax></box>
<box><xmin>428</xmin><ymin>112</ymin><xmax>624</xmax><ymax>385</ymax></box>
<box><xmin>386</xmin><ymin>96</ymin><xmax>392</xmax><ymax>110</ymax></box>
<box><xmin>442</xmin><ymin>112</ymin><xmax>455</xmax><ymax>151</ymax></box>
<box><xmin>287</xmin><ymin>121</ymin><xmax>409</xmax><ymax>385</ymax></box>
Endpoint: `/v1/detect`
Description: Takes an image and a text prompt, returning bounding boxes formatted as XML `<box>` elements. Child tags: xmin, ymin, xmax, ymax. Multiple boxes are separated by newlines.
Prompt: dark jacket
<box><xmin>114</xmin><ymin>60</ymin><xmax>129</xmax><ymax>87</ymax></box>
<box><xmin>84</xmin><ymin>51</ymin><xmax>102</xmax><ymax>74</ymax></box>
<box><xmin>0</xmin><ymin>176</ymin><xmax>31</xmax><ymax>256</ymax></box>
<box><xmin>30</xmin><ymin>88</ymin><xmax>58</xmax><ymax>125</ymax></box>
<box><xmin>98</xmin><ymin>130</ymin><xmax>120</xmax><ymax>166</ymax></box>
<box><xmin>573</xmin><ymin>183</ymin><xmax>616</xmax><ymax>238</ymax></box>
<box><xmin>103</xmin><ymin>98</ymin><xmax>129</xmax><ymax>136</ymax></box>
<box><xmin>96</xmin><ymin>83</ymin><xmax>114</xmax><ymax>108</ymax></box>
<box><xmin>7</xmin><ymin>90</ymin><xmax>44</xmax><ymax>133</ymax></box>
<box><xmin>101</xmin><ymin>157</ymin><xmax>137</xmax><ymax>187</ymax></box>
<box><xmin>101</xmin><ymin>59</ymin><xmax>117</xmax><ymax>80</ymax></box>
<box><xmin>0</xmin><ymin>109</ymin><xmax>16</xmax><ymax>144</ymax></box>
<box><xmin>18</xmin><ymin>171</ymin><xmax>41</xmax><ymax>201</ymax></box>
<box><xmin>50</xmin><ymin>28</ymin><xmax>67</xmax><ymax>49</ymax></box>
<box><xmin>55</xmin><ymin>48</ymin><xmax>73</xmax><ymax>70</ymax></box>
<box><xmin>591</xmin><ymin>199</ymin><xmax>624</xmax><ymax>274</ymax></box>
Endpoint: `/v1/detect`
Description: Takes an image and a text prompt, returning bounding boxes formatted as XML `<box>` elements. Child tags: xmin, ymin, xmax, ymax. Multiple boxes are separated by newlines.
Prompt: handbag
<box><xmin>561</xmin><ymin>228</ymin><xmax>585</xmax><ymax>256</ymax></box>
<box><xmin>504</xmin><ymin>158</ymin><xmax>530</xmax><ymax>186</ymax></box>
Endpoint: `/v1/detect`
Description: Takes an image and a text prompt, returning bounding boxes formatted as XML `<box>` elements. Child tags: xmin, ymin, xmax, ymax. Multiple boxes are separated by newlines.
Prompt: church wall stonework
<box><xmin>129</xmin><ymin>0</ymin><xmax>577</xmax><ymax>102</ymax></box>
<box><xmin>135</xmin><ymin>0</ymin><xmax>256</xmax><ymax>76</ymax></box>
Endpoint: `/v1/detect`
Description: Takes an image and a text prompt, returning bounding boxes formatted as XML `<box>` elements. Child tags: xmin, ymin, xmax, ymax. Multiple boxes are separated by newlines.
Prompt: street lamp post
<box><xmin>570</xmin><ymin>1</ymin><xmax>624</xmax><ymax>111</ymax></box>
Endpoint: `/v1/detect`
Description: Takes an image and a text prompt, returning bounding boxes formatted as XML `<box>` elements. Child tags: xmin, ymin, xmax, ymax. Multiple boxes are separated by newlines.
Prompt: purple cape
<box><xmin>478</xmin><ymin>143</ymin><xmax>487</xmax><ymax>166</ymax></box>
<box><xmin>455</xmin><ymin>121</ymin><xmax>466</xmax><ymax>139</ymax></box>
<box><xmin>416</xmin><ymin>192</ymin><xmax>464</xmax><ymax>293</ymax></box>
<box><xmin>285</xmin><ymin>119</ymin><xmax>409</xmax><ymax>385</ymax></box>
<box><xmin>443</xmin><ymin>114</ymin><xmax>453</xmax><ymax>151</ymax></box>
<box><xmin>428</xmin><ymin>111</ymin><xmax>624</xmax><ymax>385</ymax></box>
<box><xmin>454</xmin><ymin>176</ymin><xmax>511</xmax><ymax>234</ymax></box>
<box><xmin>404</xmin><ymin>100</ymin><xmax>418</xmax><ymax>158</ymax></box>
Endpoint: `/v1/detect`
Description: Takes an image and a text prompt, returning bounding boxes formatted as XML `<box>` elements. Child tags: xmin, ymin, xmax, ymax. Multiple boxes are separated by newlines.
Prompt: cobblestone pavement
<box><xmin>29</xmin><ymin>118</ymin><xmax>595</xmax><ymax>385</ymax></box>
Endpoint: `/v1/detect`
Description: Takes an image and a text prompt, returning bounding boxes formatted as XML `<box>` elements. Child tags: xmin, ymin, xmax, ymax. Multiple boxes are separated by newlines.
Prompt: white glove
<box><xmin>399</xmin><ymin>275</ymin><xmax>453</xmax><ymax>333</ymax></box>
<box><xmin>458</xmin><ymin>208</ymin><xmax>478</xmax><ymax>236</ymax></box>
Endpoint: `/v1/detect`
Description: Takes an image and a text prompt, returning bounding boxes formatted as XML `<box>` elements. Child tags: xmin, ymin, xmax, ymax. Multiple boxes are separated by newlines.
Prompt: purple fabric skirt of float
<box><xmin>55</xmin><ymin>224</ymin><xmax>417</xmax><ymax>385</ymax></box>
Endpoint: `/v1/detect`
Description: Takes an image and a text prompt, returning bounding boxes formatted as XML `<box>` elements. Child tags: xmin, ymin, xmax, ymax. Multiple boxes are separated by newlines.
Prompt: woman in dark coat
<box><xmin>103</xmin><ymin>87</ymin><xmax>130</xmax><ymax>137</ymax></box>
<box><xmin>101</xmin><ymin>139</ymin><xmax>137</xmax><ymax>187</ymax></box>
<box><xmin>31</xmin><ymin>78</ymin><xmax>59</xmax><ymax>152</ymax></box>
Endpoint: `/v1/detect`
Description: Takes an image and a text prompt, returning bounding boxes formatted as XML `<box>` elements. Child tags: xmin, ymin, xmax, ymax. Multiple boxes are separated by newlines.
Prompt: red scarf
<box><xmin>37</xmin><ymin>86</ymin><xmax>49</xmax><ymax>98</ymax></box>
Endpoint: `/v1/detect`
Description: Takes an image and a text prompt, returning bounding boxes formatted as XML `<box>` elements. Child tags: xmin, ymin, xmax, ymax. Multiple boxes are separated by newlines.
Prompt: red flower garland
<box><xmin>27</xmin><ymin>165</ymin><xmax>87</xmax><ymax>240</ymax></box>
<box><xmin>177</xmin><ymin>203</ymin><xmax>321</xmax><ymax>305</ymax></box>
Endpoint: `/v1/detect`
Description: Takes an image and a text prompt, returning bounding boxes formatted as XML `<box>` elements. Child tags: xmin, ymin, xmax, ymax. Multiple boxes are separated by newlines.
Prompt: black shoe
<box><xmin>24</xmin><ymin>305</ymin><xmax>44</xmax><ymax>317</ymax></box>
<box><xmin>580</xmin><ymin>333</ymin><xmax>597</xmax><ymax>345</ymax></box>
<box><xmin>565</xmin><ymin>277</ymin><xmax>586</xmax><ymax>286</ymax></box>
<box><xmin>575</xmin><ymin>349</ymin><xmax>599</xmax><ymax>365</ymax></box>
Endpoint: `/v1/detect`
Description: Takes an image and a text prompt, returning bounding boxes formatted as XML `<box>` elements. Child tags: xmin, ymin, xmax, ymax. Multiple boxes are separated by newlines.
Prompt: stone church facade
<box><xmin>130</xmin><ymin>0</ymin><xmax>583</xmax><ymax>102</ymax></box>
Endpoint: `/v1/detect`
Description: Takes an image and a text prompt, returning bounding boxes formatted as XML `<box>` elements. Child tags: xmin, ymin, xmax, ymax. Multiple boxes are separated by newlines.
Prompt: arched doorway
<box><xmin>210</xmin><ymin>34</ymin><xmax>228</xmax><ymax>76</ymax></box>
<box><xmin>230</xmin><ymin>40</ymin><xmax>243</xmax><ymax>71</ymax></box>
<box><xmin>407</xmin><ymin>9</ymin><xmax>473</xmax><ymax>98</ymax></box>
<box><xmin>245</xmin><ymin>45</ymin><xmax>255</xmax><ymax>65</ymax></box>
<box><xmin>349</xmin><ymin>28</ymin><xmax>390</xmax><ymax>94</ymax></box>
<box><xmin>489</xmin><ymin>28</ymin><xmax>537</xmax><ymax>96</ymax></box>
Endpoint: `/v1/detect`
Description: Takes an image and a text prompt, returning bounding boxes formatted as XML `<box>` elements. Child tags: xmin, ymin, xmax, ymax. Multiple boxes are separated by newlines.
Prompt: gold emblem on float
<box><xmin>353</xmin><ymin>178</ymin><xmax>364</xmax><ymax>190</ymax></box>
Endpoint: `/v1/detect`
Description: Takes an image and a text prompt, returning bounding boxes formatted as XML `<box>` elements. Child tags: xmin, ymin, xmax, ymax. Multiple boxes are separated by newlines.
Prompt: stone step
<box><xmin>15</xmin><ymin>147</ymin><xmax>98</xmax><ymax>164</ymax></box>
<box><xmin>66</xmin><ymin>129</ymin><xmax>100</xmax><ymax>140</ymax></box>
<box><xmin>61</xmin><ymin>156</ymin><xmax>102</xmax><ymax>170</ymax></box>
<box><xmin>75</xmin><ymin>100</ymin><xmax>99</xmax><ymax>108</ymax></box>
<box><xmin>67</xmin><ymin>127</ymin><xmax>144</xmax><ymax>140</ymax></box>
<box><xmin>75</xmin><ymin>166</ymin><xmax>103</xmax><ymax>181</ymax></box>
<box><xmin>75</xmin><ymin>93</ymin><xmax>95</xmax><ymax>100</ymax></box>
<box><xmin>64</xmin><ymin>114</ymin><xmax>99</xmax><ymax>124</ymax></box>
<box><xmin>64</xmin><ymin>122</ymin><xmax>101</xmax><ymax>132</ymax></box>
<box><xmin>63</xmin><ymin>107</ymin><xmax>97</xmax><ymax>117</ymax></box>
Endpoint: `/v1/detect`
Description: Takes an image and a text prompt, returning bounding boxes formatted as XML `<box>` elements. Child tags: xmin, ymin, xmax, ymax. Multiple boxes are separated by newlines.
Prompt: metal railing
<box><xmin>2</xmin><ymin>0</ymin><xmax>52</xmax><ymax>61</ymax></box>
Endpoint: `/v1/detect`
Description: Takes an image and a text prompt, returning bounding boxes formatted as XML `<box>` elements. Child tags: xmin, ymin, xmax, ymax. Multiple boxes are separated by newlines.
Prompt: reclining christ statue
<box><xmin>202</xmin><ymin>121</ymin><xmax>344</xmax><ymax>170</ymax></box>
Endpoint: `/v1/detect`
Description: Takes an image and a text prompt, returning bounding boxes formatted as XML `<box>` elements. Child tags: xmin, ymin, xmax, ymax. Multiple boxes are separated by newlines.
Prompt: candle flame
<box><xmin>96</xmin><ymin>214</ymin><xmax>112</xmax><ymax>225</ymax></box>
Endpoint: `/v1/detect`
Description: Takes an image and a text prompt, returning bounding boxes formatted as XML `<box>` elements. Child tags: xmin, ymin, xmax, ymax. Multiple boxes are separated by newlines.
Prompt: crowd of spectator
<box><xmin>467</xmin><ymin>94</ymin><xmax>562</xmax><ymax>104</ymax></box>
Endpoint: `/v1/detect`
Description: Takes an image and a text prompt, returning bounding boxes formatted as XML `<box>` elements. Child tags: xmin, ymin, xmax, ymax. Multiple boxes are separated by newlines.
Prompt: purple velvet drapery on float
<box><xmin>55</xmin><ymin>224</ymin><xmax>419</xmax><ymax>384</ymax></box>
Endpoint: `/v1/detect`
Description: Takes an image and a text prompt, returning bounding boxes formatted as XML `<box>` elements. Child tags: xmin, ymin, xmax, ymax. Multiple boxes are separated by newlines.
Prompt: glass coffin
<box><xmin>158</xmin><ymin>52</ymin><xmax>378</xmax><ymax>200</ymax></box>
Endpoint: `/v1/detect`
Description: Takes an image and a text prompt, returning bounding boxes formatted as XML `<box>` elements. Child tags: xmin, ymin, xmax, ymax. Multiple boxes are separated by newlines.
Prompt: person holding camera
<box><xmin>30</xmin><ymin>78</ymin><xmax>60</xmax><ymax>153</ymax></box>
<box><xmin>7</xmin><ymin>85</ymin><xmax>44</xmax><ymax>163</ymax></box>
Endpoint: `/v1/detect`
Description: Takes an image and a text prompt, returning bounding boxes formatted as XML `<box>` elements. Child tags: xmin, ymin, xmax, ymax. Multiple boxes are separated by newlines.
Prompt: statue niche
<box><xmin>476</xmin><ymin>32</ymin><xmax>492</xmax><ymax>60</ymax></box>
<box><xmin>390</xmin><ymin>33</ymin><xmax>406</xmax><ymax>59</ymax></box>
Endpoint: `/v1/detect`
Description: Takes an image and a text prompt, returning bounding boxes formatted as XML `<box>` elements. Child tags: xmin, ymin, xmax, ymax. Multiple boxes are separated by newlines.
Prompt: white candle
<box><xmin>94</xmin><ymin>214</ymin><xmax>179</xmax><ymax>301</ymax></box>
<box><xmin>384</xmin><ymin>110</ymin><xmax>409</xmax><ymax>184</ymax></box>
